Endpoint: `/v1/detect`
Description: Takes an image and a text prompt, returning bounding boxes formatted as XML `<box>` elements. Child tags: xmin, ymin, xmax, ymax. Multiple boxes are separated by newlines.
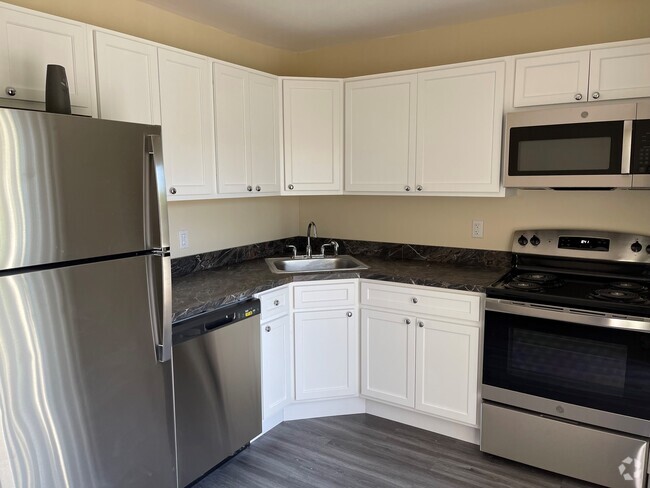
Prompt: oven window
<box><xmin>509</xmin><ymin>329</ymin><xmax>627</xmax><ymax>396</ymax></box>
<box><xmin>508</xmin><ymin>121</ymin><xmax>624</xmax><ymax>175</ymax></box>
<box><xmin>483</xmin><ymin>311</ymin><xmax>650</xmax><ymax>420</ymax></box>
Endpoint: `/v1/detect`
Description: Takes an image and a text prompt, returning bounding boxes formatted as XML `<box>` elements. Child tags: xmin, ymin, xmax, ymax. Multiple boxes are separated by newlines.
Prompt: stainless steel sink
<box><xmin>265</xmin><ymin>255</ymin><xmax>369</xmax><ymax>274</ymax></box>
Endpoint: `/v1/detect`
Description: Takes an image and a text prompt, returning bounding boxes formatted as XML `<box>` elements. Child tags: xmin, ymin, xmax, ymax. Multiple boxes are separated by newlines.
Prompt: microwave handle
<box><xmin>622</xmin><ymin>120</ymin><xmax>632</xmax><ymax>174</ymax></box>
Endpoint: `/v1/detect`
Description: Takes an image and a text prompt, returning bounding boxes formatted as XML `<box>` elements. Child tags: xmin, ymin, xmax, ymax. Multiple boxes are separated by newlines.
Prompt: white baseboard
<box><xmin>283</xmin><ymin>396</ymin><xmax>366</xmax><ymax>421</ymax></box>
<box><xmin>260</xmin><ymin>411</ymin><xmax>285</xmax><ymax>436</ymax></box>
<box><xmin>366</xmin><ymin>400</ymin><xmax>480</xmax><ymax>445</ymax></box>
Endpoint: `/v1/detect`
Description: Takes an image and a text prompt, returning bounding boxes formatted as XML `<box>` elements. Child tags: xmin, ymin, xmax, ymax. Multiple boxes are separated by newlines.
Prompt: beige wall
<box><xmin>4</xmin><ymin>0</ymin><xmax>296</xmax><ymax>74</ymax></box>
<box><xmin>290</xmin><ymin>0</ymin><xmax>650</xmax><ymax>77</ymax></box>
<box><xmin>168</xmin><ymin>197</ymin><xmax>300</xmax><ymax>256</ymax></box>
<box><xmin>299</xmin><ymin>192</ymin><xmax>650</xmax><ymax>252</ymax></box>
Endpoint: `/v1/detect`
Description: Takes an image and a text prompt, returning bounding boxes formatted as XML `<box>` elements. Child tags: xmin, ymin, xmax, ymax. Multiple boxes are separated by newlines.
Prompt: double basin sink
<box><xmin>265</xmin><ymin>255</ymin><xmax>369</xmax><ymax>274</ymax></box>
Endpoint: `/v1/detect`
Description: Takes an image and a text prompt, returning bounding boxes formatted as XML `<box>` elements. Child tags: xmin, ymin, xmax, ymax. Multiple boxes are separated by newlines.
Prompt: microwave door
<box><xmin>503</xmin><ymin>103</ymin><xmax>636</xmax><ymax>189</ymax></box>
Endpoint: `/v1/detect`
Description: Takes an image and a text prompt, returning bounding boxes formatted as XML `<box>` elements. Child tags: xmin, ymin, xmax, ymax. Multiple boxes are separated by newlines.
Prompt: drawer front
<box><xmin>293</xmin><ymin>281</ymin><xmax>357</xmax><ymax>310</ymax></box>
<box><xmin>361</xmin><ymin>281</ymin><xmax>480</xmax><ymax>322</ymax></box>
<box><xmin>258</xmin><ymin>287</ymin><xmax>289</xmax><ymax>321</ymax></box>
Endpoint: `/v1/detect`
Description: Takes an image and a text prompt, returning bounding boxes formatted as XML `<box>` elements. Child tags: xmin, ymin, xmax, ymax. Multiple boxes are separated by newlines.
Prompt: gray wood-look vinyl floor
<box><xmin>193</xmin><ymin>414</ymin><xmax>598</xmax><ymax>488</ymax></box>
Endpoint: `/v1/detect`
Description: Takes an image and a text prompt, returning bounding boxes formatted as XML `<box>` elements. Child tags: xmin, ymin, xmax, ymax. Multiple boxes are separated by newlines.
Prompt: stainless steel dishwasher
<box><xmin>172</xmin><ymin>299</ymin><xmax>262</xmax><ymax>487</ymax></box>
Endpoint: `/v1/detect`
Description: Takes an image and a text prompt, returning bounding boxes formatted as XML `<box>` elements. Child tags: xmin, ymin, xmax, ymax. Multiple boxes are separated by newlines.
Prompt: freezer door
<box><xmin>0</xmin><ymin>108</ymin><xmax>168</xmax><ymax>271</ymax></box>
<box><xmin>0</xmin><ymin>256</ymin><xmax>176</xmax><ymax>488</ymax></box>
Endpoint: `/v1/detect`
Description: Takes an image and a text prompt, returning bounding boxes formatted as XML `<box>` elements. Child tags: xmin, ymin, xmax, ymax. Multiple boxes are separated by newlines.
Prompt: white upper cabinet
<box><xmin>214</xmin><ymin>62</ymin><xmax>280</xmax><ymax>196</ymax></box>
<box><xmin>513</xmin><ymin>40</ymin><xmax>650</xmax><ymax>107</ymax></box>
<box><xmin>0</xmin><ymin>5</ymin><xmax>91</xmax><ymax>114</ymax></box>
<box><xmin>416</xmin><ymin>61</ymin><xmax>505</xmax><ymax>194</ymax></box>
<box><xmin>94</xmin><ymin>31</ymin><xmax>161</xmax><ymax>124</ymax></box>
<box><xmin>589</xmin><ymin>42</ymin><xmax>650</xmax><ymax>101</ymax></box>
<box><xmin>158</xmin><ymin>48</ymin><xmax>216</xmax><ymax>199</ymax></box>
<box><xmin>345</xmin><ymin>74</ymin><xmax>417</xmax><ymax>193</ymax></box>
<box><xmin>282</xmin><ymin>79</ymin><xmax>343</xmax><ymax>194</ymax></box>
<box><xmin>514</xmin><ymin>51</ymin><xmax>590</xmax><ymax>107</ymax></box>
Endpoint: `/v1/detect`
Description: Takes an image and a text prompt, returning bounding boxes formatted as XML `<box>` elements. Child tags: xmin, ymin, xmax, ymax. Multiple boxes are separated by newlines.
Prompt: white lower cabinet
<box><xmin>294</xmin><ymin>308</ymin><xmax>358</xmax><ymax>401</ymax></box>
<box><xmin>260</xmin><ymin>314</ymin><xmax>291</xmax><ymax>419</ymax></box>
<box><xmin>257</xmin><ymin>286</ymin><xmax>292</xmax><ymax>421</ymax></box>
<box><xmin>361</xmin><ymin>309</ymin><xmax>415</xmax><ymax>408</ymax></box>
<box><xmin>415</xmin><ymin>317</ymin><xmax>479</xmax><ymax>425</ymax></box>
<box><xmin>360</xmin><ymin>280</ymin><xmax>482</xmax><ymax>427</ymax></box>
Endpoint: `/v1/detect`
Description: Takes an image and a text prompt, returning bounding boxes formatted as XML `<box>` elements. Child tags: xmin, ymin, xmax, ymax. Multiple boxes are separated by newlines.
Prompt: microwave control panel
<box><xmin>632</xmin><ymin>119</ymin><xmax>650</xmax><ymax>174</ymax></box>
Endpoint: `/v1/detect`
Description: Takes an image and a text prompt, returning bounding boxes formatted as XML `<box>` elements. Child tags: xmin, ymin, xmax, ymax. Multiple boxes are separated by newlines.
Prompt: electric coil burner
<box><xmin>481</xmin><ymin>230</ymin><xmax>650</xmax><ymax>488</ymax></box>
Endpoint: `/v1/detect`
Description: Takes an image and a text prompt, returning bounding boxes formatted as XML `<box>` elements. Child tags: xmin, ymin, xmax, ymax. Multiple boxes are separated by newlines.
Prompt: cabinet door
<box><xmin>294</xmin><ymin>309</ymin><xmax>358</xmax><ymax>400</ymax></box>
<box><xmin>513</xmin><ymin>51</ymin><xmax>590</xmax><ymax>107</ymax></box>
<box><xmin>214</xmin><ymin>63</ymin><xmax>249</xmax><ymax>194</ymax></box>
<box><xmin>249</xmin><ymin>73</ymin><xmax>281</xmax><ymax>194</ymax></box>
<box><xmin>158</xmin><ymin>49</ymin><xmax>216</xmax><ymax>199</ymax></box>
<box><xmin>415</xmin><ymin>318</ymin><xmax>479</xmax><ymax>425</ymax></box>
<box><xmin>416</xmin><ymin>62</ymin><xmax>504</xmax><ymax>194</ymax></box>
<box><xmin>345</xmin><ymin>75</ymin><xmax>417</xmax><ymax>193</ymax></box>
<box><xmin>0</xmin><ymin>7</ymin><xmax>90</xmax><ymax>113</ymax></box>
<box><xmin>282</xmin><ymin>79</ymin><xmax>342</xmax><ymax>194</ymax></box>
<box><xmin>261</xmin><ymin>314</ymin><xmax>291</xmax><ymax>419</ymax></box>
<box><xmin>361</xmin><ymin>309</ymin><xmax>415</xmax><ymax>408</ymax></box>
<box><xmin>94</xmin><ymin>32</ymin><xmax>160</xmax><ymax>124</ymax></box>
<box><xmin>589</xmin><ymin>42</ymin><xmax>650</xmax><ymax>101</ymax></box>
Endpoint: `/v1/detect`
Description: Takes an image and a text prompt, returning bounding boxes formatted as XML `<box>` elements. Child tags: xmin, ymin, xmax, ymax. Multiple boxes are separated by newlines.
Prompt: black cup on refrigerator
<box><xmin>45</xmin><ymin>64</ymin><xmax>71</xmax><ymax>114</ymax></box>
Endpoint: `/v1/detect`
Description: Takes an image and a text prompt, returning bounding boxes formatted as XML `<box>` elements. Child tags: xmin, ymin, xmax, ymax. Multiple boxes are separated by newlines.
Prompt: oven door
<box><xmin>483</xmin><ymin>299</ymin><xmax>650</xmax><ymax>437</ymax></box>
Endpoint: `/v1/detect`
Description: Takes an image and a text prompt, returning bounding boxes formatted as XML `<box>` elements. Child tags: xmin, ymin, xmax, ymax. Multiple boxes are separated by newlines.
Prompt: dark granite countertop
<box><xmin>172</xmin><ymin>255</ymin><xmax>509</xmax><ymax>323</ymax></box>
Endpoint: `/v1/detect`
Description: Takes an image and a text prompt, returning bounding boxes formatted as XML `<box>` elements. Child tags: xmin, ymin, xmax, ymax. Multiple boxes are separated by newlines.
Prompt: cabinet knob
<box><xmin>346</xmin><ymin>311</ymin><xmax>353</xmax><ymax>317</ymax></box>
<box><xmin>256</xmin><ymin>185</ymin><xmax>261</xmax><ymax>192</ymax></box>
<box><xmin>265</xmin><ymin>325</ymin><xmax>271</xmax><ymax>332</ymax></box>
<box><xmin>574</xmin><ymin>93</ymin><xmax>583</xmax><ymax>101</ymax></box>
<box><xmin>416</xmin><ymin>185</ymin><xmax>423</xmax><ymax>191</ymax></box>
<box><xmin>418</xmin><ymin>321</ymin><xmax>424</xmax><ymax>328</ymax></box>
<box><xmin>404</xmin><ymin>185</ymin><xmax>411</xmax><ymax>192</ymax></box>
<box><xmin>405</xmin><ymin>318</ymin><xmax>411</xmax><ymax>325</ymax></box>
<box><xmin>247</xmin><ymin>185</ymin><xmax>252</xmax><ymax>192</ymax></box>
<box><xmin>169</xmin><ymin>187</ymin><xmax>177</xmax><ymax>195</ymax></box>
<box><xmin>273</xmin><ymin>299</ymin><xmax>280</xmax><ymax>306</ymax></box>
<box><xmin>6</xmin><ymin>87</ymin><xmax>16</xmax><ymax>97</ymax></box>
<box><xmin>411</xmin><ymin>297</ymin><xmax>418</xmax><ymax>304</ymax></box>
<box><xmin>592</xmin><ymin>91</ymin><xmax>600</xmax><ymax>99</ymax></box>
<box><xmin>288</xmin><ymin>184</ymin><xmax>294</xmax><ymax>190</ymax></box>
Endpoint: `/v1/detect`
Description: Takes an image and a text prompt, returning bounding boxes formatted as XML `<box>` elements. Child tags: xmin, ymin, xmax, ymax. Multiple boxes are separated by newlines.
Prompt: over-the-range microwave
<box><xmin>504</xmin><ymin>101</ymin><xmax>650</xmax><ymax>189</ymax></box>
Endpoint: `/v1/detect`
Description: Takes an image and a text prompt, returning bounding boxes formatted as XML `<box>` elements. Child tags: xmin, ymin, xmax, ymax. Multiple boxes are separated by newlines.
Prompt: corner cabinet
<box><xmin>213</xmin><ymin>62</ymin><xmax>281</xmax><ymax>196</ymax></box>
<box><xmin>282</xmin><ymin>79</ymin><xmax>343</xmax><ymax>194</ymax></box>
<box><xmin>0</xmin><ymin>5</ymin><xmax>91</xmax><ymax>115</ymax></box>
<box><xmin>158</xmin><ymin>48</ymin><xmax>216</xmax><ymax>200</ymax></box>
<box><xmin>513</xmin><ymin>40</ymin><xmax>650</xmax><ymax>107</ymax></box>
<box><xmin>293</xmin><ymin>281</ymin><xmax>358</xmax><ymax>401</ymax></box>
<box><xmin>344</xmin><ymin>74</ymin><xmax>417</xmax><ymax>193</ymax></box>
<box><xmin>416</xmin><ymin>61</ymin><xmax>505</xmax><ymax>195</ymax></box>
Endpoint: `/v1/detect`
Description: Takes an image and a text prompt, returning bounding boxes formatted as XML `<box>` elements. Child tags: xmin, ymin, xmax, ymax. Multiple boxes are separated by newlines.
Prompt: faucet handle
<box><xmin>286</xmin><ymin>245</ymin><xmax>298</xmax><ymax>258</ymax></box>
<box><xmin>320</xmin><ymin>240</ymin><xmax>339</xmax><ymax>257</ymax></box>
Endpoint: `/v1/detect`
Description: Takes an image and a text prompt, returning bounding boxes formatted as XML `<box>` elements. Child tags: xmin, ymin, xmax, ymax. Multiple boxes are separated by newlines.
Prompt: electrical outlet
<box><xmin>472</xmin><ymin>220</ymin><xmax>484</xmax><ymax>239</ymax></box>
<box><xmin>179</xmin><ymin>230</ymin><xmax>189</xmax><ymax>249</ymax></box>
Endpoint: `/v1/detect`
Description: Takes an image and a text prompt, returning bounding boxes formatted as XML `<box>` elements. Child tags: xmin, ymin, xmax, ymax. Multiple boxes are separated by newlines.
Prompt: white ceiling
<box><xmin>140</xmin><ymin>0</ymin><xmax>584</xmax><ymax>52</ymax></box>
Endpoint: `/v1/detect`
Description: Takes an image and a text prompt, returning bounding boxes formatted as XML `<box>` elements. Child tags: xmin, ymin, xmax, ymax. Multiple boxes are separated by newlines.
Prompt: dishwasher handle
<box><xmin>172</xmin><ymin>299</ymin><xmax>261</xmax><ymax>345</ymax></box>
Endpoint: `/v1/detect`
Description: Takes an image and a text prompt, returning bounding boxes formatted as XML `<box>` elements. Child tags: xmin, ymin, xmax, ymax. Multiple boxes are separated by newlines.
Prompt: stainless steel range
<box><xmin>481</xmin><ymin>230</ymin><xmax>650</xmax><ymax>488</ymax></box>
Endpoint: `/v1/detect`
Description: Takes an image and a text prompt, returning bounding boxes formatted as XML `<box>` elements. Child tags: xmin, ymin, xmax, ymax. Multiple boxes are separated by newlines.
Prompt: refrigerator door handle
<box><xmin>146</xmin><ymin>134</ymin><xmax>170</xmax><ymax>251</ymax></box>
<box><xmin>148</xmin><ymin>254</ymin><xmax>173</xmax><ymax>362</ymax></box>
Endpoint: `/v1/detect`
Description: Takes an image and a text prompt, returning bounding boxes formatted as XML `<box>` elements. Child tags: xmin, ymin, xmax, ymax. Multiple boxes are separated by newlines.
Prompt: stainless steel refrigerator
<box><xmin>0</xmin><ymin>108</ymin><xmax>176</xmax><ymax>487</ymax></box>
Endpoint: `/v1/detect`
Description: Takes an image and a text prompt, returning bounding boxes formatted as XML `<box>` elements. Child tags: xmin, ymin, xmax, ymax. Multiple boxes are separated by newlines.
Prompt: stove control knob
<box><xmin>647</xmin><ymin>245</ymin><xmax>650</xmax><ymax>254</ymax></box>
<box><xmin>518</xmin><ymin>235</ymin><xmax>528</xmax><ymax>246</ymax></box>
<box><xmin>631</xmin><ymin>241</ymin><xmax>642</xmax><ymax>253</ymax></box>
<box><xmin>530</xmin><ymin>235</ymin><xmax>541</xmax><ymax>246</ymax></box>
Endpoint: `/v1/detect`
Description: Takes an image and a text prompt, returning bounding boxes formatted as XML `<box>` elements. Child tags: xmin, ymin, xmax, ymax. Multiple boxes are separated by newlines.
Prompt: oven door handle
<box><xmin>486</xmin><ymin>298</ymin><xmax>650</xmax><ymax>333</ymax></box>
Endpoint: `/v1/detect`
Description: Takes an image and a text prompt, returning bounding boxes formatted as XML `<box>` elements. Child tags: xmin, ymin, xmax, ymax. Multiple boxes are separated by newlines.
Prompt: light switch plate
<box><xmin>179</xmin><ymin>230</ymin><xmax>189</xmax><ymax>249</ymax></box>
